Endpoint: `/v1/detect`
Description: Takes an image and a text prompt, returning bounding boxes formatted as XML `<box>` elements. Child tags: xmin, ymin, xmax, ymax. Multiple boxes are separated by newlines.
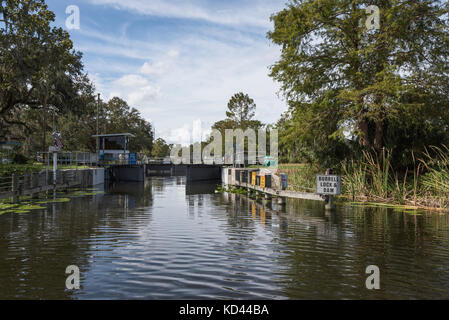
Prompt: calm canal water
<box><xmin>1</xmin><ymin>176</ymin><xmax>449</xmax><ymax>299</ymax></box>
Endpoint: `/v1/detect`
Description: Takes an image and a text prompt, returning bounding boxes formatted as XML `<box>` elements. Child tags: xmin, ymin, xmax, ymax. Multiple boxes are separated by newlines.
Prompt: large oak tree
<box><xmin>269</xmin><ymin>0</ymin><xmax>449</xmax><ymax>166</ymax></box>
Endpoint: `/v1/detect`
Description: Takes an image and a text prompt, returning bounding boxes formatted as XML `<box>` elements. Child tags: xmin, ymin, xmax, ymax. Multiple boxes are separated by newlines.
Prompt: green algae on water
<box><xmin>0</xmin><ymin>209</ymin><xmax>32</xmax><ymax>215</ymax></box>
<box><xmin>36</xmin><ymin>198</ymin><xmax>71</xmax><ymax>204</ymax></box>
<box><xmin>0</xmin><ymin>203</ymin><xmax>19</xmax><ymax>210</ymax></box>
<box><xmin>16</xmin><ymin>204</ymin><xmax>46</xmax><ymax>210</ymax></box>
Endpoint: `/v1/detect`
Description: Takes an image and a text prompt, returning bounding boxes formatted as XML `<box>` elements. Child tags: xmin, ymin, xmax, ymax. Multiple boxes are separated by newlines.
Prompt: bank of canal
<box><xmin>0</xmin><ymin>176</ymin><xmax>448</xmax><ymax>299</ymax></box>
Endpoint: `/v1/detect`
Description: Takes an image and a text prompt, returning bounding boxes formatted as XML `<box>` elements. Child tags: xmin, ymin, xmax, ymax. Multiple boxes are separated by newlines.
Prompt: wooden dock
<box><xmin>223</xmin><ymin>168</ymin><xmax>325</xmax><ymax>202</ymax></box>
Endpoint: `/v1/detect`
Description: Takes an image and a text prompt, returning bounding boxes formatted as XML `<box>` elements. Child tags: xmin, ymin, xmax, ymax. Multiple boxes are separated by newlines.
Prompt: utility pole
<box><xmin>96</xmin><ymin>93</ymin><xmax>100</xmax><ymax>153</ymax></box>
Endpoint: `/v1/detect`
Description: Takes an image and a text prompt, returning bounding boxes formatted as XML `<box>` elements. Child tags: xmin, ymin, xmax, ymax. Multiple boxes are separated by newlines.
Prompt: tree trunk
<box><xmin>374</xmin><ymin>121</ymin><xmax>384</xmax><ymax>150</ymax></box>
<box><xmin>42</xmin><ymin>93</ymin><xmax>48</xmax><ymax>152</ymax></box>
<box><xmin>358</xmin><ymin>117</ymin><xmax>370</xmax><ymax>148</ymax></box>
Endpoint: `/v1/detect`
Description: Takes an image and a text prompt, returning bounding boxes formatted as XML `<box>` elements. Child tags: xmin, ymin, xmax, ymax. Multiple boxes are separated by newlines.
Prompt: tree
<box><xmin>210</xmin><ymin>94</ymin><xmax>264</xmax><ymax>156</ymax></box>
<box><xmin>151</xmin><ymin>138</ymin><xmax>170</xmax><ymax>158</ymax></box>
<box><xmin>226</xmin><ymin>92</ymin><xmax>257</xmax><ymax>129</ymax></box>
<box><xmin>0</xmin><ymin>0</ymin><xmax>84</xmax><ymax>152</ymax></box>
<box><xmin>103</xmin><ymin>97</ymin><xmax>154</xmax><ymax>153</ymax></box>
<box><xmin>268</xmin><ymin>0</ymin><xmax>449</xmax><ymax>166</ymax></box>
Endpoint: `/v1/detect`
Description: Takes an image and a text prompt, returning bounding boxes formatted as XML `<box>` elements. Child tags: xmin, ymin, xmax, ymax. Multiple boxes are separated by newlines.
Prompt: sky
<box><xmin>46</xmin><ymin>0</ymin><xmax>288</xmax><ymax>145</ymax></box>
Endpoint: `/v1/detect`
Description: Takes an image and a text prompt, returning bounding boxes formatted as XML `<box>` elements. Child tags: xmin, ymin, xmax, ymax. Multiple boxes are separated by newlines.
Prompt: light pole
<box><xmin>96</xmin><ymin>93</ymin><xmax>100</xmax><ymax>159</ymax></box>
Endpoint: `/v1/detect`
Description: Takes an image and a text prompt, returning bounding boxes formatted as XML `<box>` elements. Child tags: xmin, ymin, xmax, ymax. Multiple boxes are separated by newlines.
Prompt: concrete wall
<box><xmin>186</xmin><ymin>165</ymin><xmax>222</xmax><ymax>182</ymax></box>
<box><xmin>89</xmin><ymin>168</ymin><xmax>105</xmax><ymax>186</ymax></box>
<box><xmin>146</xmin><ymin>164</ymin><xmax>187</xmax><ymax>176</ymax></box>
<box><xmin>109</xmin><ymin>165</ymin><xmax>145</xmax><ymax>182</ymax></box>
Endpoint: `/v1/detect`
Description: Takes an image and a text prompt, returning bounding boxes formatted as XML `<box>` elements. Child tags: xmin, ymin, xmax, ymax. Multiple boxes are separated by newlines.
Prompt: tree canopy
<box><xmin>0</xmin><ymin>0</ymin><xmax>154</xmax><ymax>157</ymax></box>
<box><xmin>269</xmin><ymin>0</ymin><xmax>449</xmax><ymax>167</ymax></box>
<box><xmin>151</xmin><ymin>138</ymin><xmax>171</xmax><ymax>158</ymax></box>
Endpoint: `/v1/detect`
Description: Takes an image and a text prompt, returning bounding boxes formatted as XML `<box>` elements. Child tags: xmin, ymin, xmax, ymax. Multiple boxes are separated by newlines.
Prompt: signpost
<box><xmin>50</xmin><ymin>131</ymin><xmax>63</xmax><ymax>197</ymax></box>
<box><xmin>316</xmin><ymin>170</ymin><xmax>341</xmax><ymax>211</ymax></box>
<box><xmin>316</xmin><ymin>175</ymin><xmax>341</xmax><ymax>195</ymax></box>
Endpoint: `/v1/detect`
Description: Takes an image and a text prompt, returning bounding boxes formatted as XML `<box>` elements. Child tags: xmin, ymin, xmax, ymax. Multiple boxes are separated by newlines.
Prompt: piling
<box><xmin>11</xmin><ymin>174</ymin><xmax>18</xmax><ymax>203</ymax></box>
<box><xmin>277</xmin><ymin>196</ymin><xmax>286</xmax><ymax>206</ymax></box>
<box><xmin>31</xmin><ymin>173</ymin><xmax>39</xmax><ymax>199</ymax></box>
<box><xmin>324</xmin><ymin>169</ymin><xmax>336</xmax><ymax>211</ymax></box>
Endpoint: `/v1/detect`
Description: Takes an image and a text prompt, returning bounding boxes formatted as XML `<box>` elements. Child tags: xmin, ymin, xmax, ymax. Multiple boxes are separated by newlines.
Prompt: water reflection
<box><xmin>0</xmin><ymin>177</ymin><xmax>448</xmax><ymax>299</ymax></box>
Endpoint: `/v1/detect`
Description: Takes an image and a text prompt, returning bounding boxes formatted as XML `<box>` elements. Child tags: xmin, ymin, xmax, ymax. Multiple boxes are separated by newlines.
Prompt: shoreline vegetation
<box><xmin>274</xmin><ymin>147</ymin><xmax>449</xmax><ymax>213</ymax></box>
<box><xmin>0</xmin><ymin>163</ymin><xmax>89</xmax><ymax>178</ymax></box>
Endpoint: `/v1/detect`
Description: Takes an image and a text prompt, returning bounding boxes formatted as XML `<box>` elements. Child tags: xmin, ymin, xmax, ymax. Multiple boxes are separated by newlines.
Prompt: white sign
<box><xmin>48</xmin><ymin>146</ymin><xmax>61</xmax><ymax>153</ymax></box>
<box><xmin>316</xmin><ymin>175</ymin><xmax>341</xmax><ymax>195</ymax></box>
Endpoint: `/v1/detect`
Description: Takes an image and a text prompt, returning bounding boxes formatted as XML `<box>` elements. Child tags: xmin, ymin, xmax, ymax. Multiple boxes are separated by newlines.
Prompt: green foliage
<box><xmin>0</xmin><ymin>0</ymin><xmax>84</xmax><ymax>144</ymax></box>
<box><xmin>11</xmin><ymin>153</ymin><xmax>29</xmax><ymax>164</ymax></box>
<box><xmin>151</xmin><ymin>138</ymin><xmax>171</xmax><ymax>158</ymax></box>
<box><xmin>210</xmin><ymin>92</ymin><xmax>264</xmax><ymax>155</ymax></box>
<box><xmin>269</xmin><ymin>0</ymin><xmax>449</xmax><ymax>166</ymax></box>
<box><xmin>0</xmin><ymin>1</ymin><xmax>155</xmax><ymax>156</ymax></box>
<box><xmin>278</xmin><ymin>163</ymin><xmax>320</xmax><ymax>192</ymax></box>
<box><xmin>419</xmin><ymin>146</ymin><xmax>449</xmax><ymax>206</ymax></box>
<box><xmin>101</xmin><ymin>97</ymin><xmax>154</xmax><ymax>153</ymax></box>
<box><xmin>226</xmin><ymin>92</ymin><xmax>257</xmax><ymax>128</ymax></box>
<box><xmin>0</xmin><ymin>163</ymin><xmax>44</xmax><ymax>177</ymax></box>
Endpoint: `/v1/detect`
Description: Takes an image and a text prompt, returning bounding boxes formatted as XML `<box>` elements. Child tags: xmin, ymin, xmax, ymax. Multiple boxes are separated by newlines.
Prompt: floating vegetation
<box><xmin>66</xmin><ymin>190</ymin><xmax>104</xmax><ymax>197</ymax></box>
<box><xmin>215</xmin><ymin>185</ymin><xmax>247</xmax><ymax>195</ymax></box>
<box><xmin>16</xmin><ymin>204</ymin><xmax>46</xmax><ymax>210</ymax></box>
<box><xmin>35</xmin><ymin>198</ymin><xmax>71</xmax><ymax>204</ymax></box>
<box><xmin>346</xmin><ymin>201</ymin><xmax>429</xmax><ymax>215</ymax></box>
<box><xmin>0</xmin><ymin>203</ymin><xmax>19</xmax><ymax>210</ymax></box>
<box><xmin>0</xmin><ymin>209</ymin><xmax>31</xmax><ymax>215</ymax></box>
<box><xmin>0</xmin><ymin>188</ymin><xmax>104</xmax><ymax>217</ymax></box>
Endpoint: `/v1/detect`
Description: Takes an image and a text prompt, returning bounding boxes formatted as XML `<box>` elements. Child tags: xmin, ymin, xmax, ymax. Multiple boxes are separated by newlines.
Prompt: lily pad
<box><xmin>16</xmin><ymin>204</ymin><xmax>46</xmax><ymax>210</ymax></box>
<box><xmin>0</xmin><ymin>209</ymin><xmax>32</xmax><ymax>215</ymax></box>
<box><xmin>68</xmin><ymin>190</ymin><xmax>104</xmax><ymax>197</ymax></box>
<box><xmin>0</xmin><ymin>203</ymin><xmax>19</xmax><ymax>210</ymax></box>
<box><xmin>36</xmin><ymin>198</ymin><xmax>71</xmax><ymax>204</ymax></box>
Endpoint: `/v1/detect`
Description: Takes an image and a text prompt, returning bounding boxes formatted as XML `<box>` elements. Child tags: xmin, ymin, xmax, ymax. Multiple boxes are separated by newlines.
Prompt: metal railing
<box><xmin>37</xmin><ymin>152</ymin><xmax>98</xmax><ymax>167</ymax></box>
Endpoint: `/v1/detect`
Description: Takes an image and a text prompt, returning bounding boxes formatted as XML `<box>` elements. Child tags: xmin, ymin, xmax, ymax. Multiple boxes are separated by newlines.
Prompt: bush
<box><xmin>11</xmin><ymin>153</ymin><xmax>29</xmax><ymax>164</ymax></box>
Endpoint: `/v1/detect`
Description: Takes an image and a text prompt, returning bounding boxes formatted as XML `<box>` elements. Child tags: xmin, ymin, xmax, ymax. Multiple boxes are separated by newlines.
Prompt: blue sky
<box><xmin>46</xmin><ymin>0</ymin><xmax>288</xmax><ymax>145</ymax></box>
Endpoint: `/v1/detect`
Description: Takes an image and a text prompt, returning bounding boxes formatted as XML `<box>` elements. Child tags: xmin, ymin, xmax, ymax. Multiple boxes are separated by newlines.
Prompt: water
<box><xmin>1</xmin><ymin>176</ymin><xmax>449</xmax><ymax>299</ymax></box>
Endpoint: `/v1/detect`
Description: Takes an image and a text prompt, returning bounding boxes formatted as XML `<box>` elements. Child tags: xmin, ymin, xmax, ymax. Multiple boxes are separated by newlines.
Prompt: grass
<box><xmin>278</xmin><ymin>164</ymin><xmax>317</xmax><ymax>192</ymax></box>
<box><xmin>270</xmin><ymin>146</ymin><xmax>449</xmax><ymax>211</ymax></box>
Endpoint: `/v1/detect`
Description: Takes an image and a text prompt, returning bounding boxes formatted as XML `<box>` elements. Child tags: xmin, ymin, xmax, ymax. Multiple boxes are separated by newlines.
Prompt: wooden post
<box><xmin>11</xmin><ymin>174</ymin><xmax>18</xmax><ymax>203</ymax></box>
<box><xmin>325</xmin><ymin>168</ymin><xmax>335</xmax><ymax>211</ymax></box>
<box><xmin>277</xmin><ymin>197</ymin><xmax>286</xmax><ymax>206</ymax></box>
<box><xmin>53</xmin><ymin>152</ymin><xmax>57</xmax><ymax>186</ymax></box>
<box><xmin>31</xmin><ymin>173</ymin><xmax>39</xmax><ymax>199</ymax></box>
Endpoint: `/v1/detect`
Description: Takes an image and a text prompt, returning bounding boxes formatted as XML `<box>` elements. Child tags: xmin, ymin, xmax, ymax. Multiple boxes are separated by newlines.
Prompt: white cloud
<box><xmin>88</xmin><ymin>0</ymin><xmax>281</xmax><ymax>28</ymax></box>
<box><xmin>76</xmin><ymin>0</ymin><xmax>288</xmax><ymax>144</ymax></box>
<box><xmin>108</xmin><ymin>74</ymin><xmax>161</xmax><ymax>105</ymax></box>
<box><xmin>140</xmin><ymin>50</ymin><xmax>179</xmax><ymax>76</ymax></box>
<box><xmin>163</xmin><ymin>119</ymin><xmax>212</xmax><ymax>146</ymax></box>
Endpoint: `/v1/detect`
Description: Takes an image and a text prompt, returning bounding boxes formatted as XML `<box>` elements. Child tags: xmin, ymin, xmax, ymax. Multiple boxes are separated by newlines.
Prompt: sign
<box><xmin>316</xmin><ymin>175</ymin><xmax>341</xmax><ymax>195</ymax></box>
<box><xmin>48</xmin><ymin>146</ymin><xmax>61</xmax><ymax>153</ymax></box>
<box><xmin>129</xmin><ymin>153</ymin><xmax>137</xmax><ymax>165</ymax></box>
<box><xmin>260</xmin><ymin>175</ymin><xmax>266</xmax><ymax>188</ymax></box>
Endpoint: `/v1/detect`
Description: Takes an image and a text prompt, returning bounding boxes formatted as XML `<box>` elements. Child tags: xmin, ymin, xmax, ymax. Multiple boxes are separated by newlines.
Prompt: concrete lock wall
<box><xmin>114</xmin><ymin>165</ymin><xmax>145</xmax><ymax>182</ymax></box>
<box><xmin>186</xmin><ymin>165</ymin><xmax>222</xmax><ymax>182</ymax></box>
<box><xmin>89</xmin><ymin>168</ymin><xmax>105</xmax><ymax>186</ymax></box>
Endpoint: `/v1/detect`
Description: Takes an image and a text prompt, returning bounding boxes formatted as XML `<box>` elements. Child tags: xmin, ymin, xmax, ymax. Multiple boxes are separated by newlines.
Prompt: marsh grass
<box><xmin>280</xmin><ymin>146</ymin><xmax>449</xmax><ymax>211</ymax></box>
<box><xmin>342</xmin><ymin>147</ymin><xmax>449</xmax><ymax>210</ymax></box>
